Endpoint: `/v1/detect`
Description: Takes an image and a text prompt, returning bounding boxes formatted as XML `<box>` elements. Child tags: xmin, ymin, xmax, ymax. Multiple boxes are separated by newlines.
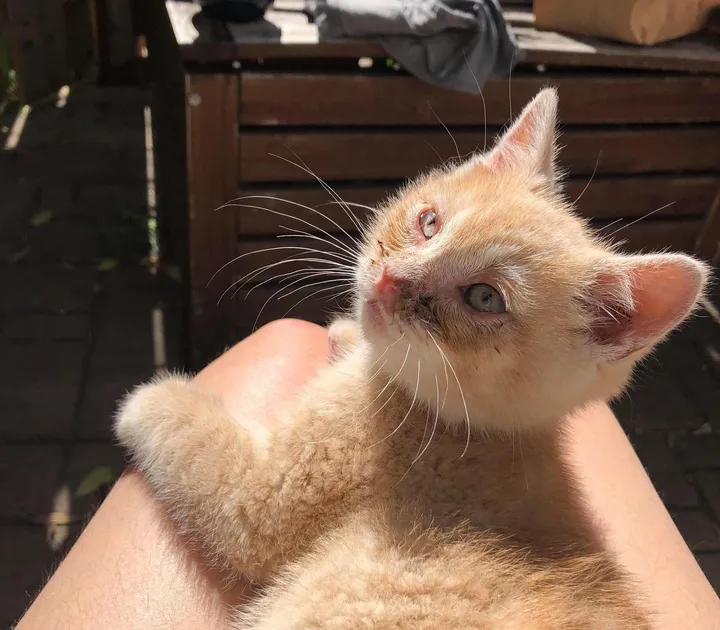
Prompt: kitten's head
<box><xmin>355</xmin><ymin>88</ymin><xmax>709</xmax><ymax>431</ymax></box>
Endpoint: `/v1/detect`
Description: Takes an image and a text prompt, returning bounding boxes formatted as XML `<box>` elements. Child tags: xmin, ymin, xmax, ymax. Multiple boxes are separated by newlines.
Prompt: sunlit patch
<box><xmin>55</xmin><ymin>85</ymin><xmax>70</xmax><ymax>108</ymax></box>
<box><xmin>3</xmin><ymin>104</ymin><xmax>30</xmax><ymax>150</ymax></box>
<box><xmin>46</xmin><ymin>485</ymin><xmax>72</xmax><ymax>551</ymax></box>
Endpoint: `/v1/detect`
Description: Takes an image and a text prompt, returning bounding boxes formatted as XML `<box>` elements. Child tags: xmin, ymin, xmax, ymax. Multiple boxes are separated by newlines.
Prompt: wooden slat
<box><xmin>186</xmin><ymin>74</ymin><xmax>240</xmax><ymax>364</ymax></box>
<box><xmin>517</xmin><ymin>26</ymin><xmax>720</xmax><ymax>74</ymax></box>
<box><xmin>597</xmin><ymin>219</ymin><xmax>704</xmax><ymax>254</ymax></box>
<box><xmin>239</xmin><ymin>128</ymin><xmax>720</xmax><ymax>183</ymax></box>
<box><xmin>235</xmin><ymin>177</ymin><xmax>717</xmax><ymax>235</ymax></box>
<box><xmin>240</xmin><ymin>74</ymin><xmax>720</xmax><ymax>126</ymax></box>
<box><xmin>695</xmin><ymin>186</ymin><xmax>720</xmax><ymax>263</ymax></box>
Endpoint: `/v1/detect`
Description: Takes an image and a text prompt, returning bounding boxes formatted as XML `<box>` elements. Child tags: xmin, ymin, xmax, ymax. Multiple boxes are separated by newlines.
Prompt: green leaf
<box><xmin>75</xmin><ymin>466</ymin><xmax>115</xmax><ymax>497</ymax></box>
<box><xmin>97</xmin><ymin>258</ymin><xmax>118</xmax><ymax>272</ymax></box>
<box><xmin>30</xmin><ymin>210</ymin><xmax>53</xmax><ymax>227</ymax></box>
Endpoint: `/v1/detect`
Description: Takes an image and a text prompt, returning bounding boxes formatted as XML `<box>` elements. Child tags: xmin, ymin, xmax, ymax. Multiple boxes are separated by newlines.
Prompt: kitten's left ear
<box><xmin>483</xmin><ymin>87</ymin><xmax>559</xmax><ymax>182</ymax></box>
<box><xmin>587</xmin><ymin>253</ymin><xmax>709</xmax><ymax>361</ymax></box>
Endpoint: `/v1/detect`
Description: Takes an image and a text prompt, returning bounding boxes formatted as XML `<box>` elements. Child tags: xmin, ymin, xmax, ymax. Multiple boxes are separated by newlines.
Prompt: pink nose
<box><xmin>374</xmin><ymin>266</ymin><xmax>399</xmax><ymax>314</ymax></box>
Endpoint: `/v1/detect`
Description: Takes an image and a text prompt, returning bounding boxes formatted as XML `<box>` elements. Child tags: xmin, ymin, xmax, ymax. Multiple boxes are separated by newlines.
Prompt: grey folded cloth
<box><xmin>307</xmin><ymin>0</ymin><xmax>522</xmax><ymax>93</ymax></box>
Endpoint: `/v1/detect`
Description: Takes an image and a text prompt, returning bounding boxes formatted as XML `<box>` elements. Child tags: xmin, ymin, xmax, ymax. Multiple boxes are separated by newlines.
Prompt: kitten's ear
<box><xmin>483</xmin><ymin>87</ymin><xmax>558</xmax><ymax>182</ymax></box>
<box><xmin>587</xmin><ymin>253</ymin><xmax>709</xmax><ymax>360</ymax></box>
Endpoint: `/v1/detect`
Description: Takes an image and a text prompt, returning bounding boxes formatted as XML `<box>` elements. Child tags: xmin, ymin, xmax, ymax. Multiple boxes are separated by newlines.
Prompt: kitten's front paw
<box><xmin>328</xmin><ymin>317</ymin><xmax>362</xmax><ymax>361</ymax></box>
<box><xmin>114</xmin><ymin>372</ymin><xmax>193</xmax><ymax>466</ymax></box>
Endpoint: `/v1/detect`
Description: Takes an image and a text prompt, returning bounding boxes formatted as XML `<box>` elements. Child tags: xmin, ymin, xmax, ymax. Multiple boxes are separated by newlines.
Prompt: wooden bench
<box><xmin>144</xmin><ymin>0</ymin><xmax>720</xmax><ymax>364</ymax></box>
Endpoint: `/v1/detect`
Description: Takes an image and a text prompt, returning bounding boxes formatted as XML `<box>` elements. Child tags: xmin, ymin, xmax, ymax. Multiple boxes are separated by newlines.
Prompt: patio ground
<box><xmin>0</xmin><ymin>84</ymin><xmax>719</xmax><ymax>627</ymax></box>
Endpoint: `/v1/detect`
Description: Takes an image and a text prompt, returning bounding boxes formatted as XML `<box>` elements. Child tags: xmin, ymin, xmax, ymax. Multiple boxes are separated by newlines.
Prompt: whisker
<box><xmin>426</xmin><ymin>328</ymin><xmax>450</xmax><ymax>408</ymax></box>
<box><xmin>365</xmin><ymin>359</ymin><xmax>389</xmax><ymax>383</ymax></box>
<box><xmin>463</xmin><ymin>48</ymin><xmax>488</xmax><ymax>153</ymax></box>
<box><xmin>366</xmin><ymin>332</ymin><xmax>406</xmax><ymax>375</ymax></box>
<box><xmin>362</xmin><ymin>344</ymin><xmax>412</xmax><ymax>415</ymax></box>
<box><xmin>412</xmin><ymin>373</ymin><xmax>441</xmax><ymax>466</ymax></box>
<box><xmin>572</xmin><ymin>152</ymin><xmax>600</xmax><ymax>206</ymax></box>
<box><xmin>319</xmin><ymin>200</ymin><xmax>378</xmax><ymax>217</ymax></box>
<box><xmin>426</xmin><ymin>141</ymin><xmax>443</xmax><ymax>163</ymax></box>
<box><xmin>371</xmin><ymin>383</ymin><xmax>402</xmax><ymax>418</ymax></box>
<box><xmin>271</xmin><ymin>151</ymin><xmax>365</xmax><ymax>233</ymax></box>
<box><xmin>276</xmin><ymin>228</ymin><xmax>358</xmax><ymax>263</ymax></box>
<box><xmin>280</xmin><ymin>285</ymin><xmax>355</xmax><ymax>321</ymax></box>
<box><xmin>252</xmin><ymin>277</ymin><xmax>350</xmax><ymax>332</ymax></box>
<box><xmin>604</xmin><ymin>202</ymin><xmax>676</xmax><ymax>239</ymax></box>
<box><xmin>222</xmin><ymin>198</ymin><xmax>360</xmax><ymax>254</ymax></box>
<box><xmin>427</xmin><ymin>101</ymin><xmax>460</xmax><ymax>161</ymax></box>
<box><xmin>208</xmin><ymin>245</ymin><xmax>354</xmax><ymax>288</ymax></box>
<box><xmin>219</xmin><ymin>255</ymin><xmax>353</xmax><ymax>304</ymax></box>
<box><xmin>242</xmin><ymin>255</ymin><xmax>353</xmax><ymax>288</ymax></box>
<box><xmin>372</xmin><ymin>358</ymin><xmax>421</xmax><ymax>448</ymax></box>
<box><xmin>278</xmin><ymin>276</ymin><xmax>352</xmax><ymax>302</ymax></box>
<box><xmin>427</xmin><ymin>330</ymin><xmax>471</xmax><ymax>458</ymax></box>
<box><xmin>254</xmin><ymin>267</ymin><xmax>352</xmax><ymax>297</ymax></box>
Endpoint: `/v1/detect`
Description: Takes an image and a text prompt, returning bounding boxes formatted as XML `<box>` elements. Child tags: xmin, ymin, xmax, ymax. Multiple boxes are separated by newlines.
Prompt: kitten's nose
<box><xmin>374</xmin><ymin>266</ymin><xmax>398</xmax><ymax>314</ymax></box>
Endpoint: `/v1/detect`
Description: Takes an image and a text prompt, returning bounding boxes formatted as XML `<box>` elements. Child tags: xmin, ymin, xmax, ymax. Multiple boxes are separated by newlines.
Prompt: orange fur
<box><xmin>115</xmin><ymin>89</ymin><xmax>709</xmax><ymax>628</ymax></box>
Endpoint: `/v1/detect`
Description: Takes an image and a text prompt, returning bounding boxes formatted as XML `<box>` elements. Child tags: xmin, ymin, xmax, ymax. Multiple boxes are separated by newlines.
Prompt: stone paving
<box><xmin>1</xmin><ymin>84</ymin><xmax>719</xmax><ymax>626</ymax></box>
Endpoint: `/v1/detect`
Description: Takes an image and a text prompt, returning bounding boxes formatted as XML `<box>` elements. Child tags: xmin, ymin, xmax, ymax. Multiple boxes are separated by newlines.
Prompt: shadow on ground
<box><xmin>0</xmin><ymin>84</ymin><xmax>181</xmax><ymax>626</ymax></box>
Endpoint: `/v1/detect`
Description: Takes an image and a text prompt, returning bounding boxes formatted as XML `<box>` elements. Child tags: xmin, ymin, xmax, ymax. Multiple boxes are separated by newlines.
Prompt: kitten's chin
<box><xmin>360</xmin><ymin>299</ymin><xmax>392</xmax><ymax>339</ymax></box>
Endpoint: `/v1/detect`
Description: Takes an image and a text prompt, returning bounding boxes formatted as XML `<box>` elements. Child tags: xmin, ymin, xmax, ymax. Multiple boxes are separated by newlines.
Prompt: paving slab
<box><xmin>0</xmin><ymin>341</ymin><xmax>85</xmax><ymax>439</ymax></box>
<box><xmin>672</xmin><ymin>511</ymin><xmax>720</xmax><ymax>552</ymax></box>
<box><xmin>678</xmin><ymin>436</ymin><xmax>720</xmax><ymax>470</ymax></box>
<box><xmin>631</xmin><ymin>434</ymin><xmax>699</xmax><ymax>507</ymax></box>
<box><xmin>0</xmin><ymin>445</ymin><xmax>63</xmax><ymax>522</ymax></box>
<box><xmin>0</xmin><ymin>265</ymin><xmax>96</xmax><ymax>314</ymax></box>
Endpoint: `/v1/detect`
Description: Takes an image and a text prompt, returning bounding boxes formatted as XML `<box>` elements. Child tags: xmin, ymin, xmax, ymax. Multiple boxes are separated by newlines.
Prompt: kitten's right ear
<box><xmin>587</xmin><ymin>253</ymin><xmax>709</xmax><ymax>361</ymax></box>
<box><xmin>482</xmin><ymin>87</ymin><xmax>559</xmax><ymax>183</ymax></box>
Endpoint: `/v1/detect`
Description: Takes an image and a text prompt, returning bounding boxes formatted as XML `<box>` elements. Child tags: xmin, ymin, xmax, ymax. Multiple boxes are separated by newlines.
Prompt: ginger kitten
<box><xmin>116</xmin><ymin>88</ymin><xmax>708</xmax><ymax>628</ymax></box>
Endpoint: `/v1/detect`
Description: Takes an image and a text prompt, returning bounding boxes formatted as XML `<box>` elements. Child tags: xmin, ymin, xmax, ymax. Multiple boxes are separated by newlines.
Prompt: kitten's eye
<box><xmin>418</xmin><ymin>209</ymin><xmax>437</xmax><ymax>239</ymax></box>
<box><xmin>463</xmin><ymin>284</ymin><xmax>506</xmax><ymax>314</ymax></box>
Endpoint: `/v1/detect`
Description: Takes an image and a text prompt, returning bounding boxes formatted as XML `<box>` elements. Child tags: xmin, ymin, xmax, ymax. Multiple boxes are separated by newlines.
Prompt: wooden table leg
<box><xmin>185</xmin><ymin>73</ymin><xmax>239</xmax><ymax>366</ymax></box>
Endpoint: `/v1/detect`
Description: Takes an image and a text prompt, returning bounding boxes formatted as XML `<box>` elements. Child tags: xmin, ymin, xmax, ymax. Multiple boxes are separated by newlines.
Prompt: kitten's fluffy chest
<box><xmin>308</xmin><ymin>358</ymin><xmax>598</xmax><ymax>556</ymax></box>
<box><xmin>381</xmin><ymin>416</ymin><xmax>596</xmax><ymax>554</ymax></box>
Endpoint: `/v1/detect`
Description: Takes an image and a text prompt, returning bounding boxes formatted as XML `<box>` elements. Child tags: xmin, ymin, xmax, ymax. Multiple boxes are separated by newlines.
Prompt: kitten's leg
<box><xmin>115</xmin><ymin>372</ymin><xmax>373</xmax><ymax>576</ymax></box>
<box><xmin>327</xmin><ymin>317</ymin><xmax>362</xmax><ymax>362</ymax></box>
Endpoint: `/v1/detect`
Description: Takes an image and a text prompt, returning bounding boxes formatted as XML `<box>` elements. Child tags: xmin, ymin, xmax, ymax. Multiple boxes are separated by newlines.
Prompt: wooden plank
<box><xmin>234</xmin><ymin>177</ymin><xmax>718</xmax><ymax>235</ymax></box>
<box><xmin>240</xmin><ymin>74</ymin><xmax>720</xmax><ymax>126</ymax></box>
<box><xmin>695</xmin><ymin>186</ymin><xmax>720</xmax><ymax>263</ymax></box>
<box><xmin>517</xmin><ymin>26</ymin><xmax>720</xmax><ymax>74</ymax></box>
<box><xmin>186</xmin><ymin>73</ymin><xmax>240</xmax><ymax>364</ymax></box>
<box><xmin>597</xmin><ymin>219</ymin><xmax>704</xmax><ymax>254</ymax></box>
<box><xmin>239</xmin><ymin>127</ymin><xmax>720</xmax><ymax>183</ymax></box>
